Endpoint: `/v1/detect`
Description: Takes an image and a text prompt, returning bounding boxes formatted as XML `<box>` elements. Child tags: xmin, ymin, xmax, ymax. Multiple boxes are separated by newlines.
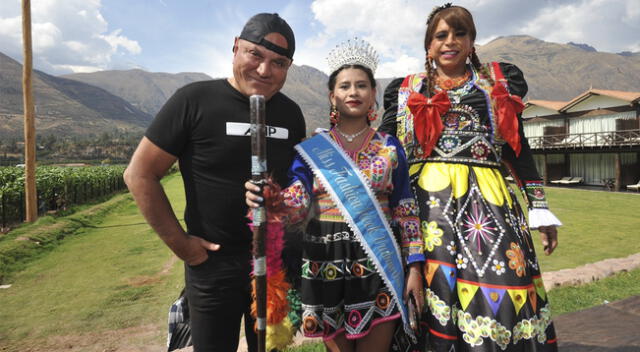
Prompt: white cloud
<box><xmin>300</xmin><ymin>0</ymin><xmax>431</xmax><ymax>77</ymax></box>
<box><xmin>0</xmin><ymin>0</ymin><xmax>141</xmax><ymax>74</ymax></box>
<box><xmin>299</xmin><ymin>0</ymin><xmax>639</xmax><ymax>78</ymax></box>
<box><xmin>100</xmin><ymin>29</ymin><xmax>142</xmax><ymax>55</ymax></box>
<box><xmin>377</xmin><ymin>54</ymin><xmax>422</xmax><ymax>78</ymax></box>
<box><xmin>517</xmin><ymin>0</ymin><xmax>640</xmax><ymax>52</ymax></box>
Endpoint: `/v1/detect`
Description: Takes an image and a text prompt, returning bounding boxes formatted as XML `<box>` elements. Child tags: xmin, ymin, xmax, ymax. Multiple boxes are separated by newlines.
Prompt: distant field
<box><xmin>0</xmin><ymin>177</ymin><xmax>637</xmax><ymax>351</ymax></box>
<box><xmin>527</xmin><ymin>186</ymin><xmax>640</xmax><ymax>272</ymax></box>
<box><xmin>0</xmin><ymin>173</ymin><xmax>186</xmax><ymax>351</ymax></box>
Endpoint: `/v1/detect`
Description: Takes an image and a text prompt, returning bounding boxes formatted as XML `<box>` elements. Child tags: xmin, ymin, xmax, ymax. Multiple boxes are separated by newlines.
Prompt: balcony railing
<box><xmin>528</xmin><ymin>129</ymin><xmax>640</xmax><ymax>150</ymax></box>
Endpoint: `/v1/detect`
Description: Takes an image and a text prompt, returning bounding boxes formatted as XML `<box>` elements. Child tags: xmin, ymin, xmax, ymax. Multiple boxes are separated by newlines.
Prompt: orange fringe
<box><xmin>251</xmin><ymin>269</ymin><xmax>291</xmax><ymax>326</ymax></box>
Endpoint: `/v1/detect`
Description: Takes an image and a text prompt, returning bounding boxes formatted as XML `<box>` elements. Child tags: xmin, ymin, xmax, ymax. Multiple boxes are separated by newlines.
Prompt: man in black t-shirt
<box><xmin>124</xmin><ymin>13</ymin><xmax>305</xmax><ymax>352</ymax></box>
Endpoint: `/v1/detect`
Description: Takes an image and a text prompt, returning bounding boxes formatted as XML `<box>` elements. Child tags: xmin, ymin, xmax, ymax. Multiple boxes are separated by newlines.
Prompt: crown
<box><xmin>326</xmin><ymin>37</ymin><xmax>379</xmax><ymax>75</ymax></box>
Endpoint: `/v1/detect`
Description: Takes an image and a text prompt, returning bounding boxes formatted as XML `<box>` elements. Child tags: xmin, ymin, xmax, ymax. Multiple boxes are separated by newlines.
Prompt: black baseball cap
<box><xmin>238</xmin><ymin>13</ymin><xmax>295</xmax><ymax>60</ymax></box>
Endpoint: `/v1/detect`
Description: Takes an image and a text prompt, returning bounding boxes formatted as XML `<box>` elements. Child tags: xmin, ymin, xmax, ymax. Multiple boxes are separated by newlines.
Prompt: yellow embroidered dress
<box><xmin>379</xmin><ymin>62</ymin><xmax>561</xmax><ymax>351</ymax></box>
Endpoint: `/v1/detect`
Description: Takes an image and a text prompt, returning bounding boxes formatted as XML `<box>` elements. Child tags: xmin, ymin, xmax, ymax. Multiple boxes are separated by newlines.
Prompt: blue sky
<box><xmin>1</xmin><ymin>0</ymin><xmax>639</xmax><ymax>78</ymax></box>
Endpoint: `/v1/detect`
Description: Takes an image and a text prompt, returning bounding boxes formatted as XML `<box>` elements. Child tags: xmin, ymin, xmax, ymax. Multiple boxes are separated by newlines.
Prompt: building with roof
<box><xmin>522</xmin><ymin>89</ymin><xmax>640</xmax><ymax>191</ymax></box>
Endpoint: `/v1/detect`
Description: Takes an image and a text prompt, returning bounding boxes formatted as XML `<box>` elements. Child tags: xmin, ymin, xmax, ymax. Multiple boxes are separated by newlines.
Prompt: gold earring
<box><xmin>330</xmin><ymin>105</ymin><xmax>340</xmax><ymax>124</ymax></box>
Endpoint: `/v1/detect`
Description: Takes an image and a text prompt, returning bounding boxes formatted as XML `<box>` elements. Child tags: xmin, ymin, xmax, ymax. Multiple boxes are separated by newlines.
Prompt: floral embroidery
<box><xmin>455</xmin><ymin>310</ymin><xmax>511</xmax><ymax>350</ymax></box>
<box><xmin>426</xmin><ymin>289</ymin><xmax>451</xmax><ymax>326</ymax></box>
<box><xmin>506</xmin><ymin>242</ymin><xmax>526</xmax><ymax>277</ymax></box>
<box><xmin>470</xmin><ymin>140</ymin><xmax>491</xmax><ymax>160</ymax></box>
<box><xmin>394</xmin><ymin>198</ymin><xmax>418</xmax><ymax>217</ymax></box>
<box><xmin>303</xmin><ymin>316</ymin><xmax>318</xmax><ymax>334</ymax></box>
<box><xmin>447</xmin><ymin>241</ymin><xmax>457</xmax><ymax>256</ymax></box>
<box><xmin>524</xmin><ymin>181</ymin><xmax>549</xmax><ymax>209</ymax></box>
<box><xmin>438</xmin><ymin>135</ymin><xmax>461</xmax><ymax>152</ymax></box>
<box><xmin>512</xmin><ymin>304</ymin><xmax>553</xmax><ymax>344</ymax></box>
<box><xmin>347</xmin><ymin>310</ymin><xmax>362</xmax><ymax>328</ymax></box>
<box><xmin>394</xmin><ymin>199</ymin><xmax>422</xmax><ymax>261</ymax></box>
<box><xmin>462</xmin><ymin>202</ymin><xmax>498</xmax><ymax>254</ymax></box>
<box><xmin>323</xmin><ymin>263</ymin><xmax>339</xmax><ymax>280</ymax></box>
<box><xmin>357</xmin><ymin>156</ymin><xmax>371</xmax><ymax>170</ymax></box>
<box><xmin>422</xmin><ymin>221</ymin><xmax>444</xmax><ymax>252</ymax></box>
<box><xmin>351</xmin><ymin>262</ymin><xmax>366</xmax><ymax>277</ymax></box>
<box><xmin>376</xmin><ymin>292</ymin><xmax>390</xmax><ymax>310</ymax></box>
<box><xmin>449</xmin><ymin>304</ymin><xmax>554</xmax><ymax>349</ymax></box>
<box><xmin>282</xmin><ymin>180</ymin><xmax>310</xmax><ymax>223</ymax></box>
<box><xmin>370</xmin><ymin>156</ymin><xmax>387</xmax><ymax>188</ymax></box>
<box><xmin>491</xmin><ymin>260</ymin><xmax>506</xmax><ymax>275</ymax></box>
<box><xmin>456</xmin><ymin>253</ymin><xmax>468</xmax><ymax>270</ymax></box>
<box><xmin>428</xmin><ymin>196</ymin><xmax>440</xmax><ymax>208</ymax></box>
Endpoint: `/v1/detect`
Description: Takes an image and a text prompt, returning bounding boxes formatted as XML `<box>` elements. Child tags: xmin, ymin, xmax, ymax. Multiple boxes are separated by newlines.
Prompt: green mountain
<box><xmin>0</xmin><ymin>52</ymin><xmax>151</xmax><ymax>140</ymax></box>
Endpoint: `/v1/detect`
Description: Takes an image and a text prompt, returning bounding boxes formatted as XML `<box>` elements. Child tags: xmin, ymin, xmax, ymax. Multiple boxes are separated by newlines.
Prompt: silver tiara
<box><xmin>326</xmin><ymin>37</ymin><xmax>379</xmax><ymax>75</ymax></box>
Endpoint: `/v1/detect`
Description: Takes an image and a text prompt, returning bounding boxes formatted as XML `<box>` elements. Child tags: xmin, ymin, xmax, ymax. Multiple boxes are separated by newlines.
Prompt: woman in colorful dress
<box><xmin>246</xmin><ymin>39</ymin><xmax>424</xmax><ymax>352</ymax></box>
<box><xmin>378</xmin><ymin>4</ymin><xmax>562</xmax><ymax>351</ymax></box>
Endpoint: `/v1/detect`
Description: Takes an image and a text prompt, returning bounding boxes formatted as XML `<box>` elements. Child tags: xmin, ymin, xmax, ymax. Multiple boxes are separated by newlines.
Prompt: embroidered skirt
<box><xmin>411</xmin><ymin>162</ymin><xmax>557</xmax><ymax>351</ymax></box>
<box><xmin>300</xmin><ymin>219</ymin><xmax>401</xmax><ymax>341</ymax></box>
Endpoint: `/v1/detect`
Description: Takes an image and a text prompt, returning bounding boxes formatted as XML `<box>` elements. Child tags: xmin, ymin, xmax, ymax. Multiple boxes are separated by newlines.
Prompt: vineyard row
<box><xmin>0</xmin><ymin>166</ymin><xmax>127</xmax><ymax>228</ymax></box>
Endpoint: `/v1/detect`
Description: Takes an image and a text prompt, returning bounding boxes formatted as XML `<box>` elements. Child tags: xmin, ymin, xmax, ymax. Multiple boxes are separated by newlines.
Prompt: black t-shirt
<box><xmin>146</xmin><ymin>79</ymin><xmax>306</xmax><ymax>253</ymax></box>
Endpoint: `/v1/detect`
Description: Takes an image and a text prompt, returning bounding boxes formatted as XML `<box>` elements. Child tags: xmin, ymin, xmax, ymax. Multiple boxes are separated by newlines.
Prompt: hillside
<box><xmin>62</xmin><ymin>69</ymin><xmax>211</xmax><ymax>116</ymax></box>
<box><xmin>2</xmin><ymin>35</ymin><xmax>640</xmax><ymax>141</ymax></box>
<box><xmin>477</xmin><ymin>35</ymin><xmax>640</xmax><ymax>100</ymax></box>
<box><xmin>60</xmin><ymin>64</ymin><xmax>391</xmax><ymax>134</ymax></box>
<box><xmin>0</xmin><ymin>52</ymin><xmax>151</xmax><ymax>140</ymax></box>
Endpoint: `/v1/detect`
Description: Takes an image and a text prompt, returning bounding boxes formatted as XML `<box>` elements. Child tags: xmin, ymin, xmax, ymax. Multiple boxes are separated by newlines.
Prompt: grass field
<box><xmin>518</xmin><ymin>186</ymin><xmax>639</xmax><ymax>272</ymax></box>
<box><xmin>0</xmin><ymin>178</ymin><xmax>637</xmax><ymax>351</ymax></box>
<box><xmin>0</xmin><ymin>173</ymin><xmax>186</xmax><ymax>351</ymax></box>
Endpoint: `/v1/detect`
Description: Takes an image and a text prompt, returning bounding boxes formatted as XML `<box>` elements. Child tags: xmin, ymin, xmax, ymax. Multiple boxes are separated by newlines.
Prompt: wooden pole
<box><xmin>21</xmin><ymin>0</ymin><xmax>37</xmax><ymax>222</ymax></box>
<box><xmin>614</xmin><ymin>152</ymin><xmax>621</xmax><ymax>192</ymax></box>
<box><xmin>250</xmin><ymin>95</ymin><xmax>267</xmax><ymax>352</ymax></box>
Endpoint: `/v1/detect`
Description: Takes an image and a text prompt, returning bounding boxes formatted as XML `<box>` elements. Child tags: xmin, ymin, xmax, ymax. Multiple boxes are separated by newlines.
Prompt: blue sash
<box><xmin>295</xmin><ymin>132</ymin><xmax>412</xmax><ymax>335</ymax></box>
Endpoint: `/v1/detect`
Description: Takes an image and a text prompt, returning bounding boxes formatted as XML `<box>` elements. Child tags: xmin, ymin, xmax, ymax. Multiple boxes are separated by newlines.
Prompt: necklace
<box><xmin>436</xmin><ymin>70</ymin><xmax>471</xmax><ymax>90</ymax></box>
<box><xmin>334</xmin><ymin>125</ymin><xmax>370</xmax><ymax>142</ymax></box>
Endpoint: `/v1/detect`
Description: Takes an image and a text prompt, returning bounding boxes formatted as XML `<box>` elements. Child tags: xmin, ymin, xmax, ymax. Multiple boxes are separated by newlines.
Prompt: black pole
<box><xmin>250</xmin><ymin>95</ymin><xmax>267</xmax><ymax>352</ymax></box>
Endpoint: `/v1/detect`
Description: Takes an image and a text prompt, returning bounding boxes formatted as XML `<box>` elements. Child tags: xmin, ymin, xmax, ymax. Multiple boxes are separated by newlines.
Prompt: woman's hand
<box><xmin>245</xmin><ymin>181</ymin><xmax>263</xmax><ymax>208</ymax></box>
<box><xmin>404</xmin><ymin>263</ymin><xmax>424</xmax><ymax>314</ymax></box>
<box><xmin>538</xmin><ymin>225</ymin><xmax>558</xmax><ymax>255</ymax></box>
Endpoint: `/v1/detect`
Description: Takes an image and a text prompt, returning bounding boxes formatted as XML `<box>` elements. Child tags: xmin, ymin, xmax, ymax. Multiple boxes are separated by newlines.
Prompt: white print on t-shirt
<box><xmin>225</xmin><ymin>122</ymin><xmax>289</xmax><ymax>140</ymax></box>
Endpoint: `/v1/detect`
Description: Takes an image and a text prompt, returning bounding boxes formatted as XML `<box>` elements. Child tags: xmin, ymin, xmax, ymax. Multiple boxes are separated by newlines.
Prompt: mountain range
<box><xmin>1</xmin><ymin>35</ymin><xmax>639</xmax><ymax>139</ymax></box>
<box><xmin>0</xmin><ymin>52</ymin><xmax>151</xmax><ymax>140</ymax></box>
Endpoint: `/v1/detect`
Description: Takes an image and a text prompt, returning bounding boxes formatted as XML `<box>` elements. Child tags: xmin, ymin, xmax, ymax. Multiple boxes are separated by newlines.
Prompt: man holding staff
<box><xmin>124</xmin><ymin>13</ymin><xmax>305</xmax><ymax>352</ymax></box>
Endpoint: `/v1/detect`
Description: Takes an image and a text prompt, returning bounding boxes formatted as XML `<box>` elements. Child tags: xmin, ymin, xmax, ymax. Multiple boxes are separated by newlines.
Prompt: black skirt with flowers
<box><xmin>300</xmin><ymin>219</ymin><xmax>401</xmax><ymax>341</ymax></box>
<box><xmin>413</xmin><ymin>162</ymin><xmax>557</xmax><ymax>351</ymax></box>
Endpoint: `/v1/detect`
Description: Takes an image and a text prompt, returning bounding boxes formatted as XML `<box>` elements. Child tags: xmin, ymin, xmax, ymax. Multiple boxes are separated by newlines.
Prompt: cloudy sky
<box><xmin>0</xmin><ymin>0</ymin><xmax>638</xmax><ymax>78</ymax></box>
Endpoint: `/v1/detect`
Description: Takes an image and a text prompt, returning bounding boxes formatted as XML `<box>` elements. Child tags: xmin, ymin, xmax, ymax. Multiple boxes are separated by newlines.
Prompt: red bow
<box><xmin>407</xmin><ymin>90</ymin><xmax>451</xmax><ymax>157</ymax></box>
<box><xmin>491</xmin><ymin>82</ymin><xmax>525</xmax><ymax>156</ymax></box>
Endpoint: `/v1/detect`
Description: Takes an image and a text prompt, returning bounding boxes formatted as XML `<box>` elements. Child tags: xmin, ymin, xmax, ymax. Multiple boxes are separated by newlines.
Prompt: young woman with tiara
<box><xmin>378</xmin><ymin>4</ymin><xmax>562</xmax><ymax>351</ymax></box>
<box><xmin>246</xmin><ymin>38</ymin><xmax>424</xmax><ymax>352</ymax></box>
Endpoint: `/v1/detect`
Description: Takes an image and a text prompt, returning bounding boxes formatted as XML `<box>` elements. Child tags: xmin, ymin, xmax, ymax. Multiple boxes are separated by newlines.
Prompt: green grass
<box><xmin>0</xmin><ymin>173</ymin><xmax>186</xmax><ymax>350</ymax></box>
<box><xmin>0</xmin><ymin>193</ymin><xmax>133</xmax><ymax>283</ymax></box>
<box><xmin>0</xmin><ymin>177</ymin><xmax>637</xmax><ymax>351</ymax></box>
<box><xmin>516</xmin><ymin>186</ymin><xmax>640</xmax><ymax>272</ymax></box>
<box><xmin>548</xmin><ymin>267</ymin><xmax>640</xmax><ymax>316</ymax></box>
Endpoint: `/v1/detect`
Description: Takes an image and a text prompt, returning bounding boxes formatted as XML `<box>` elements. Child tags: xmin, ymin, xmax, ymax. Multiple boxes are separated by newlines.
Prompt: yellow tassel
<box><xmin>266</xmin><ymin>316</ymin><xmax>295</xmax><ymax>351</ymax></box>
